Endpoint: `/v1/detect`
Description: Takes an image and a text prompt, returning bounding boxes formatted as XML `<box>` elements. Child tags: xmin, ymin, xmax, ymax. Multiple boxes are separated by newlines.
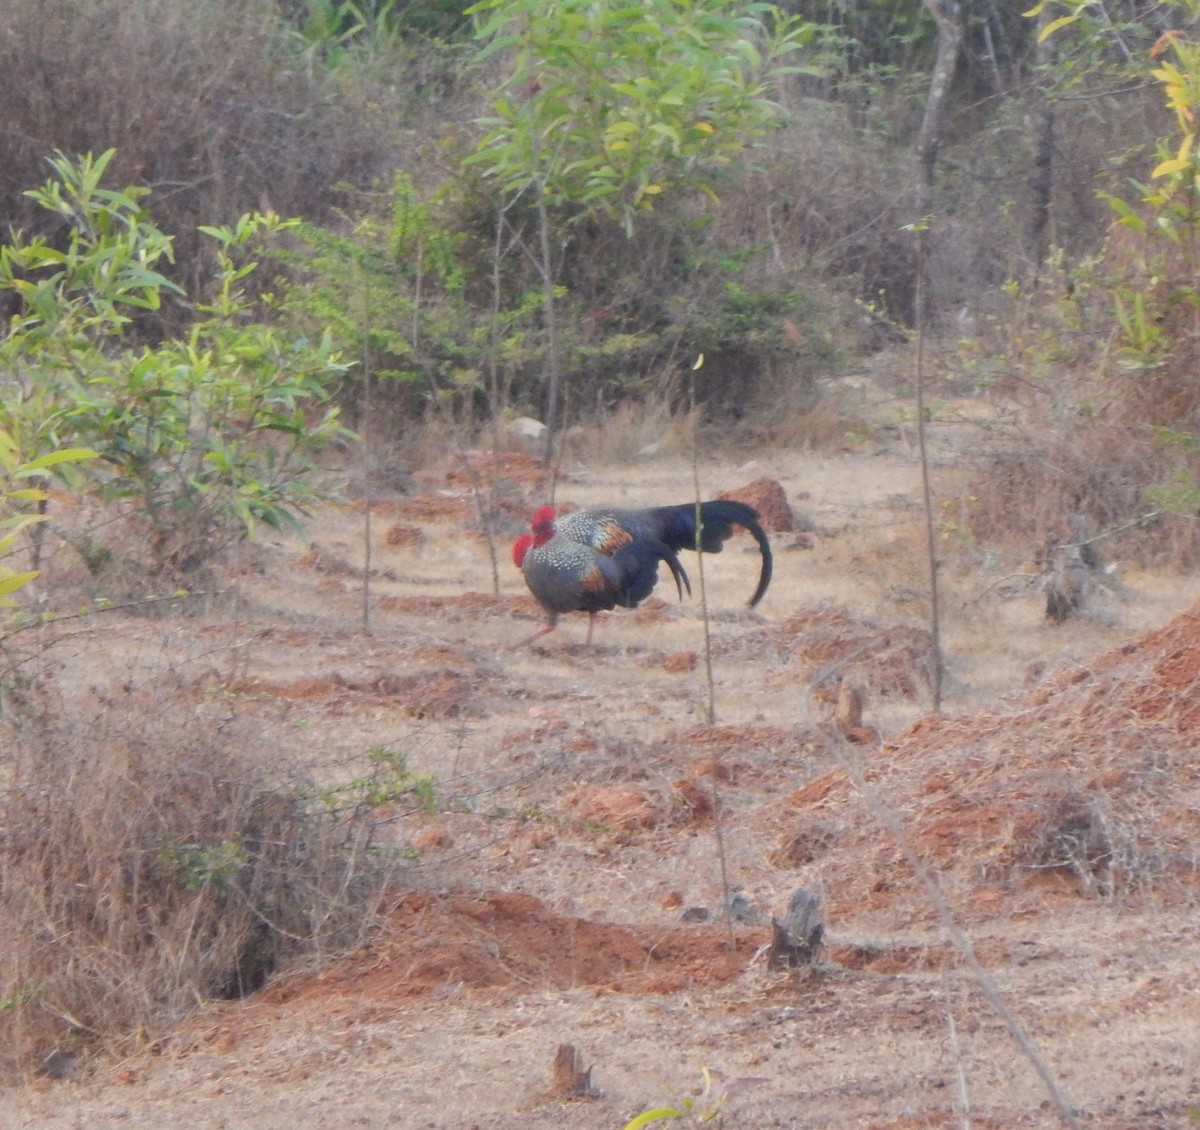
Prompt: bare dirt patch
<box><xmin>6</xmin><ymin>442</ymin><xmax>1200</xmax><ymax>1130</ymax></box>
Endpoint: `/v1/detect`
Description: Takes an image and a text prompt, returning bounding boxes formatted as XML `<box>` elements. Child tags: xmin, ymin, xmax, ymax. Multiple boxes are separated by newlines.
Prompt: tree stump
<box><xmin>1042</xmin><ymin>514</ymin><xmax>1099</xmax><ymax>624</ymax></box>
<box><xmin>550</xmin><ymin>1043</ymin><xmax>601</xmax><ymax>1100</ymax></box>
<box><xmin>768</xmin><ymin>888</ymin><xmax>825</xmax><ymax>970</ymax></box>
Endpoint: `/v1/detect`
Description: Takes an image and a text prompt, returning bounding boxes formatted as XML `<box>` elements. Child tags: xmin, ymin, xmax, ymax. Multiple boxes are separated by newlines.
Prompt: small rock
<box><xmin>506</xmin><ymin>416</ymin><xmax>547</xmax><ymax>440</ymax></box>
<box><xmin>726</xmin><ymin>892</ymin><xmax>764</xmax><ymax>926</ymax></box>
<box><xmin>411</xmin><ymin>825</ymin><xmax>453</xmax><ymax>851</ymax></box>
<box><xmin>41</xmin><ymin>1050</ymin><xmax>77</xmax><ymax>1079</ymax></box>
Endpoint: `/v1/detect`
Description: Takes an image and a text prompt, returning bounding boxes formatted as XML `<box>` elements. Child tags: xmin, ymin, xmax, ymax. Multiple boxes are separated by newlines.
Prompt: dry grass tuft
<box><xmin>756</xmin><ymin>385</ymin><xmax>864</xmax><ymax>451</ymax></box>
<box><xmin>0</xmin><ymin>631</ymin><xmax>402</xmax><ymax>1081</ymax></box>
<box><xmin>554</xmin><ymin>399</ymin><xmax>698</xmax><ymax>466</ymax></box>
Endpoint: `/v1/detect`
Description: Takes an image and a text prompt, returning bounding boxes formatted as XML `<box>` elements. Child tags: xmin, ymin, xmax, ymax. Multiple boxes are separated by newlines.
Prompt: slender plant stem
<box><xmin>941</xmin><ymin>972</ymin><xmax>972</xmax><ymax>1130</ymax></box>
<box><xmin>528</xmin><ymin>127</ymin><xmax>562</xmax><ymax>469</ymax></box>
<box><xmin>690</xmin><ymin>359</ymin><xmax>734</xmax><ymax>952</ymax></box>
<box><xmin>689</xmin><ymin>362</ymin><xmax>717</xmax><ymax>726</ymax></box>
<box><xmin>913</xmin><ymin>223</ymin><xmax>944</xmax><ymax>711</ymax></box>
<box><xmin>360</xmin><ymin>265</ymin><xmax>372</xmax><ymax>632</ymax></box>
<box><xmin>1</xmin><ymin>590</ymin><xmax>217</xmax><ymax>646</ymax></box>
<box><xmin>914</xmin><ymin>0</ymin><xmax>958</xmax><ymax>711</ymax></box>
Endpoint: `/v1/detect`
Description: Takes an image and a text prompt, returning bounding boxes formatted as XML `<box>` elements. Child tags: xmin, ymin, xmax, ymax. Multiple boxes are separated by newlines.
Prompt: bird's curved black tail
<box><xmin>651</xmin><ymin>500</ymin><xmax>773</xmax><ymax>607</ymax></box>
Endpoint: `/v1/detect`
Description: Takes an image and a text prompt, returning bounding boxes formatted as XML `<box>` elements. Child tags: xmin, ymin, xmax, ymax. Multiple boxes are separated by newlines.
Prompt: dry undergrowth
<box><xmin>0</xmin><ymin>629</ymin><xmax>403</xmax><ymax>1081</ymax></box>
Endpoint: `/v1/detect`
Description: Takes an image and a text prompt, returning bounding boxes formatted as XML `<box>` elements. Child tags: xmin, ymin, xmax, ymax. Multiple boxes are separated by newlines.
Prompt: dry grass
<box><xmin>0</xmin><ymin>625</ymin><xmax>404</xmax><ymax>1081</ymax></box>
<box><xmin>556</xmin><ymin>399</ymin><xmax>700</xmax><ymax>466</ymax></box>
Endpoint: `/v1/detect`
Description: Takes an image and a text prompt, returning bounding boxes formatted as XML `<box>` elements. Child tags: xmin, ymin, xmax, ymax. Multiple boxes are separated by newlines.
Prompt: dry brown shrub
<box><xmin>949</xmin><ymin>215</ymin><xmax>1200</xmax><ymax>572</ymax></box>
<box><xmin>0</xmin><ymin>633</ymin><xmax>401</xmax><ymax>1081</ymax></box>
<box><xmin>711</xmin><ymin>110</ymin><xmax>921</xmax><ymax>329</ymax></box>
<box><xmin>962</xmin><ymin>426</ymin><xmax>1200</xmax><ymax>569</ymax></box>
<box><xmin>999</xmin><ymin>789</ymin><xmax>1153</xmax><ymax>899</ymax></box>
<box><xmin>14</xmin><ymin>494</ymin><xmax>241</xmax><ymax>612</ymax></box>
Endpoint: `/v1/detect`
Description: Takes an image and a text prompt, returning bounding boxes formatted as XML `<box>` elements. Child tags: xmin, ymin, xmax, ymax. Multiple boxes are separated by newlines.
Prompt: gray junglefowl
<box><xmin>512</xmin><ymin>505</ymin><xmax>691</xmax><ymax>646</ymax></box>
<box><xmin>512</xmin><ymin>499</ymin><xmax>772</xmax><ymax>646</ymax></box>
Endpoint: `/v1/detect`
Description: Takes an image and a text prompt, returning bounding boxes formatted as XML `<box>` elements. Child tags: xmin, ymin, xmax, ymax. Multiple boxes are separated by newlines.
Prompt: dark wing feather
<box><xmin>610</xmin><ymin>538</ymin><xmax>691</xmax><ymax>607</ymax></box>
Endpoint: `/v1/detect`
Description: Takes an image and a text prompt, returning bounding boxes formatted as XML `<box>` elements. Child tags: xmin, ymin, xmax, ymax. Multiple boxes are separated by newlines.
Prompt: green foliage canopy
<box><xmin>466</xmin><ymin>0</ymin><xmax>818</xmax><ymax>231</ymax></box>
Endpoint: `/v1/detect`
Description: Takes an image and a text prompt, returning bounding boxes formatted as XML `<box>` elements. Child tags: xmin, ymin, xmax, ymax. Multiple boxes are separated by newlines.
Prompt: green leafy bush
<box><xmin>0</xmin><ymin>150</ymin><xmax>352</xmax><ymax>576</ymax></box>
<box><xmin>279</xmin><ymin>165</ymin><xmax>836</xmax><ymax>435</ymax></box>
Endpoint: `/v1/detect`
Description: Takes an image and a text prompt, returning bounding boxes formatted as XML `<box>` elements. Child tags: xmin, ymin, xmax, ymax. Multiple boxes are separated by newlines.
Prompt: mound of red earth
<box><xmin>182</xmin><ymin>889</ymin><xmax>947</xmax><ymax>1055</ymax></box>
<box><xmin>412</xmin><ymin>449</ymin><xmax>551</xmax><ymax>496</ymax></box>
<box><xmin>781</xmin><ymin>601</ymin><xmax>1200</xmax><ymax>919</ymax></box>
<box><xmin>257</xmin><ymin>891</ymin><xmax>759</xmax><ymax>1008</ymax></box>
<box><xmin>716</xmin><ymin>476</ymin><xmax>794</xmax><ymax>532</ymax></box>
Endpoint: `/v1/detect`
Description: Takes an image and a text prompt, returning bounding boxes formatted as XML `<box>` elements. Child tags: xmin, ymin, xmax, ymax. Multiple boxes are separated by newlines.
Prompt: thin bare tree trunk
<box><xmin>536</xmin><ymin>188</ymin><xmax>561</xmax><ymax>469</ymax></box>
<box><xmin>528</xmin><ymin>126</ymin><xmax>563</xmax><ymax>470</ymax></box>
<box><xmin>913</xmin><ymin>231</ymin><xmax>944</xmax><ymax>713</ymax></box>
<box><xmin>916</xmin><ymin>0</ymin><xmax>963</xmax><ymax>324</ymax></box>
<box><xmin>359</xmin><ymin>270</ymin><xmax>372</xmax><ymax>632</ymax></box>
<box><xmin>913</xmin><ymin>0</ymin><xmax>961</xmax><ymax>714</ymax></box>
<box><xmin>1030</xmin><ymin>7</ymin><xmax>1057</xmax><ymax>269</ymax></box>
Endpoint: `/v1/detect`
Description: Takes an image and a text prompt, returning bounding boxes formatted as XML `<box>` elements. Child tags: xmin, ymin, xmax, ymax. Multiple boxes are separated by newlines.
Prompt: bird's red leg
<box><xmin>512</xmin><ymin>620</ymin><xmax>558</xmax><ymax>650</ymax></box>
<box><xmin>585</xmin><ymin>613</ymin><xmax>597</xmax><ymax>645</ymax></box>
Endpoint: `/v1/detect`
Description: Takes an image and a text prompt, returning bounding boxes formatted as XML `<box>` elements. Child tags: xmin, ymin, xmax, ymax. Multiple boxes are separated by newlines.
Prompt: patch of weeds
<box><xmin>0</xmin><ymin>986</ymin><xmax>40</xmax><ymax>1013</ymax></box>
<box><xmin>308</xmin><ymin>746</ymin><xmax>438</xmax><ymax>815</ymax></box>
<box><xmin>485</xmin><ymin>804</ymin><xmax>550</xmax><ymax>822</ymax></box>
<box><xmin>156</xmin><ymin>840</ymin><xmax>249</xmax><ymax>894</ymax></box>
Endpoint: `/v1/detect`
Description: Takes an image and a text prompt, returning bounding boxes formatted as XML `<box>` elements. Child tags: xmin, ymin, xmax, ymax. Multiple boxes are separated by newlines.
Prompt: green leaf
<box><xmin>17</xmin><ymin>447</ymin><xmax>99</xmax><ymax>473</ymax></box>
<box><xmin>1152</xmin><ymin>156</ymin><xmax>1191</xmax><ymax>178</ymax></box>
<box><xmin>622</xmin><ymin>1110</ymin><xmax>684</xmax><ymax>1130</ymax></box>
<box><xmin>1037</xmin><ymin>13</ymin><xmax>1081</xmax><ymax>42</ymax></box>
<box><xmin>0</xmin><ymin>569</ymin><xmax>39</xmax><ymax>598</ymax></box>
